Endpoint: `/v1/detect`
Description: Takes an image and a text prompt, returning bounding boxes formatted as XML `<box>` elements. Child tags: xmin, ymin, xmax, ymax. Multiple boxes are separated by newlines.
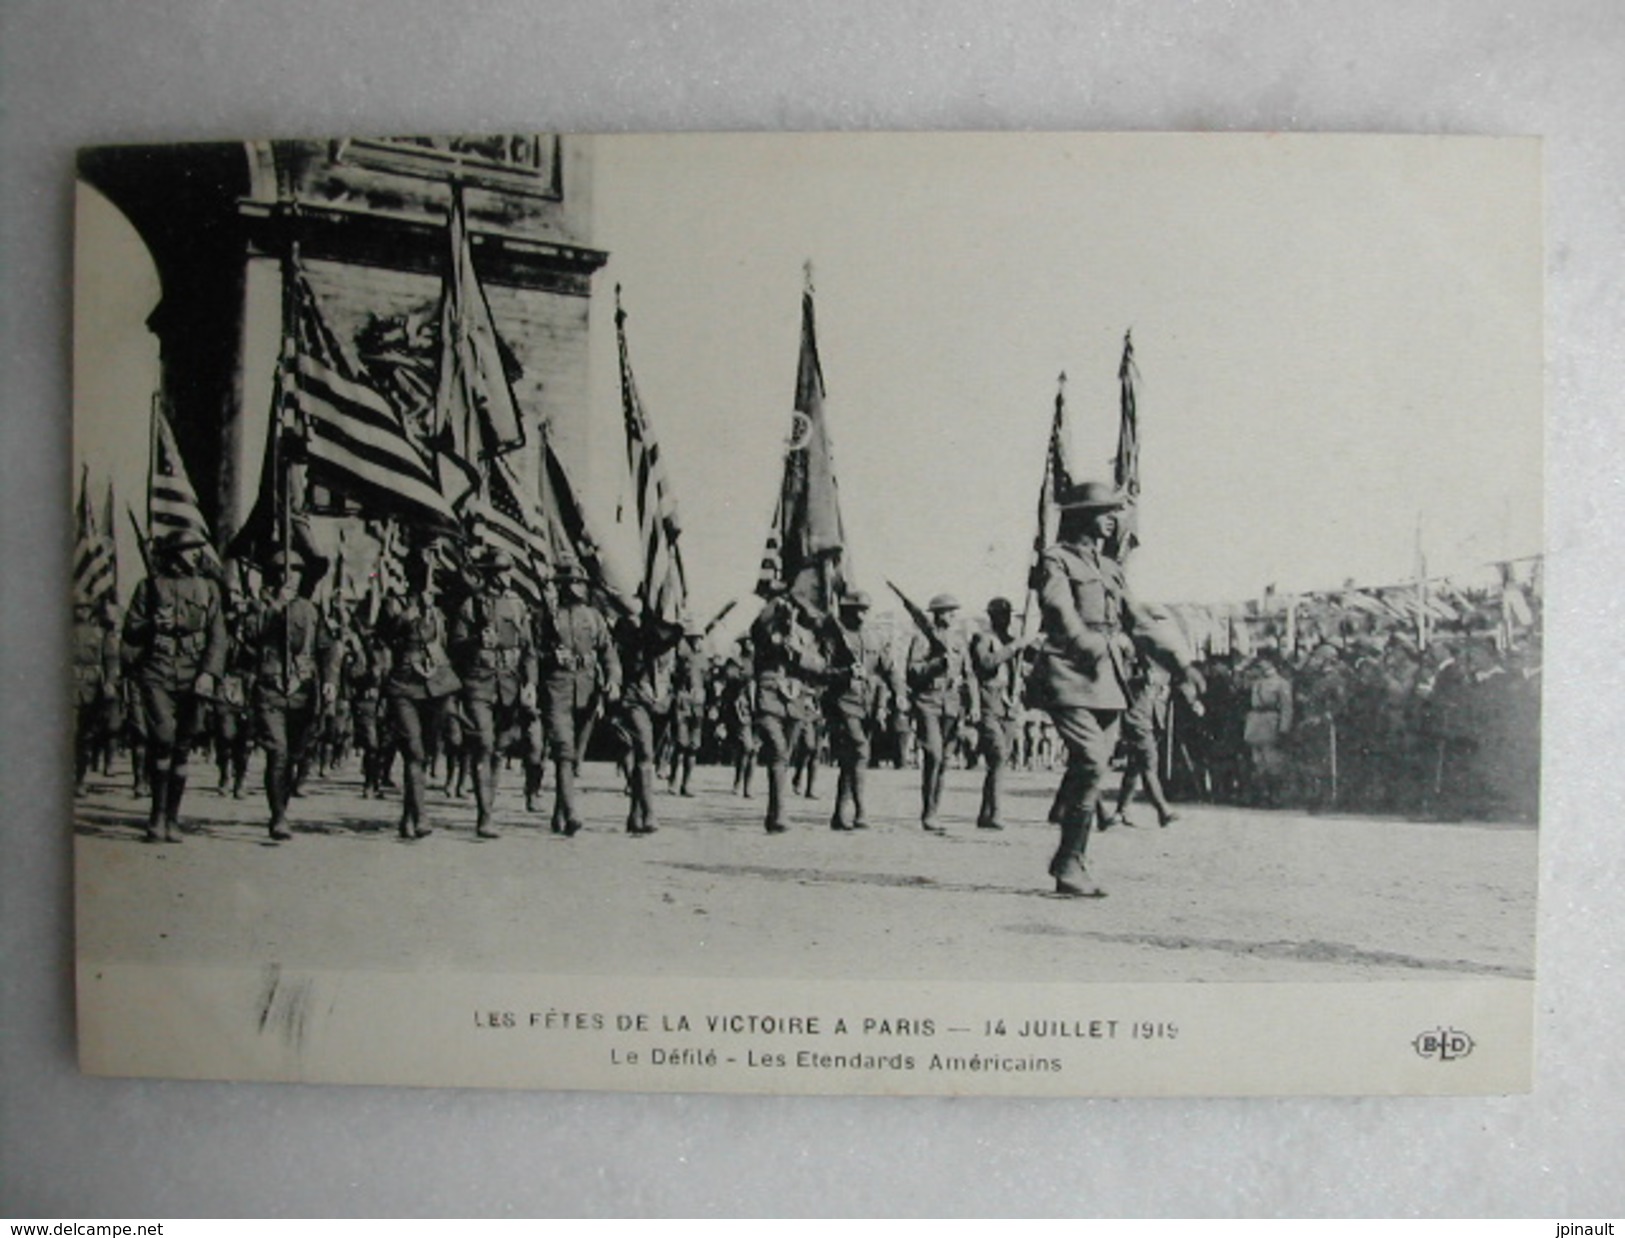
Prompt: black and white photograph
<box><xmin>71</xmin><ymin>130</ymin><xmax>1542</xmax><ymax>1096</ymax></box>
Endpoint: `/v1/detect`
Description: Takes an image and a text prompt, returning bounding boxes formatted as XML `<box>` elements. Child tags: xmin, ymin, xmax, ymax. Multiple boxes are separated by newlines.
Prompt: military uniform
<box><xmin>969</xmin><ymin>604</ymin><xmax>1026</xmax><ymax>830</ymax></box>
<box><xmin>72</xmin><ymin>608</ymin><xmax>120</xmax><ymax>792</ymax></box>
<box><xmin>1028</xmin><ymin>482</ymin><xmax>1194</xmax><ymax>895</ymax></box>
<box><xmin>616</xmin><ymin>620</ymin><xmax>676</xmax><ymax>835</ymax></box>
<box><xmin>532</xmin><ymin>577</ymin><xmax>619</xmax><ymax>835</ymax></box>
<box><xmin>377</xmin><ymin>585</ymin><xmax>460</xmax><ymax>839</ymax></box>
<box><xmin>1243</xmin><ymin>658</ymin><xmax>1293</xmax><ymax>806</ymax></box>
<box><xmin>121</xmin><ymin>553</ymin><xmax>228</xmax><ymax>842</ymax></box>
<box><xmin>248</xmin><ymin>576</ymin><xmax>340</xmax><ymax>840</ymax></box>
<box><xmin>450</xmin><ymin>569</ymin><xmax>537</xmax><ymax>838</ymax></box>
<box><xmin>750</xmin><ymin>593</ymin><xmax>827</xmax><ymax>832</ymax></box>
<box><xmin>905</xmin><ymin>598</ymin><xmax>979</xmax><ymax>832</ymax></box>
<box><xmin>668</xmin><ymin>634</ymin><xmax>709</xmax><ymax>796</ymax></box>
<box><xmin>822</xmin><ymin>595</ymin><xmax>886</xmax><ymax>829</ymax></box>
<box><xmin>212</xmin><ymin>591</ymin><xmax>258</xmax><ymax>799</ymax></box>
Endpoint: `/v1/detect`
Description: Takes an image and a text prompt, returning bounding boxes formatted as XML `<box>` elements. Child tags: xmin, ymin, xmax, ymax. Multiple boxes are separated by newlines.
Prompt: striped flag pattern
<box><xmin>73</xmin><ymin>465</ymin><xmax>117</xmax><ymax>611</ymax></box>
<box><xmin>616</xmin><ymin>289</ymin><xmax>687</xmax><ymax>631</ymax></box>
<box><xmin>468</xmin><ymin>454</ymin><xmax>553</xmax><ymax>604</ymax></box>
<box><xmin>149</xmin><ymin>401</ymin><xmax>218</xmax><ymax>562</ymax></box>
<box><xmin>288</xmin><ymin>269</ymin><xmax>461</xmax><ymax>535</ymax></box>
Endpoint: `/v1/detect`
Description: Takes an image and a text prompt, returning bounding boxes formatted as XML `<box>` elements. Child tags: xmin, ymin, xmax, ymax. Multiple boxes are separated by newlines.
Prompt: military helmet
<box><xmin>474</xmin><ymin>547</ymin><xmax>514</xmax><ymax>573</ymax></box>
<box><xmin>840</xmin><ymin>589</ymin><xmax>872</xmax><ymax>611</ymax></box>
<box><xmin>986</xmin><ymin>596</ymin><xmax>1013</xmax><ymax>615</ymax></box>
<box><xmin>551</xmin><ymin>555</ymin><xmax>588</xmax><ymax>583</ymax></box>
<box><xmin>927</xmin><ymin>593</ymin><xmax>960</xmax><ymax>613</ymax></box>
<box><xmin>1055</xmin><ymin>480</ymin><xmax>1126</xmax><ymax>512</ymax></box>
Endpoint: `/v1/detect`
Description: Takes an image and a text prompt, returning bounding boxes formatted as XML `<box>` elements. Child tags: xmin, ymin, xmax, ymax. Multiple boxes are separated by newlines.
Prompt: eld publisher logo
<box><xmin>1413</xmin><ymin>1027</ymin><xmax>1475</xmax><ymax>1062</ymax></box>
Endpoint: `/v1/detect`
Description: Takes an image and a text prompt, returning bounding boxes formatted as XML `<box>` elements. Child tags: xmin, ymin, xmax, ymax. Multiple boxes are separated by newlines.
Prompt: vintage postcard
<box><xmin>72</xmin><ymin>132</ymin><xmax>1542</xmax><ymax>1095</ymax></box>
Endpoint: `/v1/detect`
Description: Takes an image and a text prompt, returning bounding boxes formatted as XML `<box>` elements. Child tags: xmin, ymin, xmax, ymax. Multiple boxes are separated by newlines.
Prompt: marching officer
<box><xmin>248</xmin><ymin>548</ymin><xmax>339</xmax><ymax>842</ymax></box>
<box><xmin>1028</xmin><ymin>481</ymin><xmax>1201</xmax><ymax>896</ymax></box>
<box><xmin>532</xmin><ymin>556</ymin><xmax>620</xmax><ymax>836</ymax></box>
<box><xmin>821</xmin><ymin>590</ymin><xmax>886</xmax><ymax>830</ymax></box>
<box><xmin>905</xmin><ymin>593</ymin><xmax>979</xmax><ymax>833</ymax></box>
<box><xmin>449</xmin><ymin>548</ymin><xmax>537</xmax><ymax>840</ymax></box>
<box><xmin>72</xmin><ymin>598</ymin><xmax>121</xmax><ymax>794</ymax></box>
<box><xmin>969</xmin><ymin>596</ymin><xmax>1035</xmax><ymax>831</ymax></box>
<box><xmin>120</xmin><ymin>529</ymin><xmax>227</xmax><ymax>843</ymax></box>
<box><xmin>376</xmin><ymin>546</ymin><xmax>461</xmax><ymax>840</ymax></box>
<box><xmin>749</xmin><ymin>584</ymin><xmax>828</xmax><ymax>833</ymax></box>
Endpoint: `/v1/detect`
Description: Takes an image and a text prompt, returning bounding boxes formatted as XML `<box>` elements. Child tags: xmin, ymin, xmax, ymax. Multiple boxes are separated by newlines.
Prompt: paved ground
<box><xmin>73</xmin><ymin>759</ymin><xmax>1538</xmax><ymax>983</ymax></box>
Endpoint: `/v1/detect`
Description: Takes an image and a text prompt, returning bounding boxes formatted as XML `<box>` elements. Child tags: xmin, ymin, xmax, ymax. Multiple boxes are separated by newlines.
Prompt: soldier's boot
<box><xmin>920</xmin><ymin>753</ymin><xmax>944</xmax><ymax>832</ymax></box>
<box><xmin>637</xmin><ymin>765</ymin><xmax>659</xmax><ymax>834</ymax></box>
<box><xmin>474</xmin><ymin>761</ymin><xmax>499</xmax><ymax>839</ymax></box>
<box><xmin>1050</xmin><ymin>796</ymin><xmax>1104</xmax><ymax>898</ymax></box>
<box><xmin>851</xmin><ymin>764</ymin><xmax>869</xmax><ymax>829</ymax></box>
<box><xmin>164</xmin><ymin>768</ymin><xmax>189</xmax><ymax>843</ymax></box>
<box><xmin>556</xmin><ymin>758</ymin><xmax>582</xmax><ymax>837</ymax></box>
<box><xmin>144</xmin><ymin>761</ymin><xmax>170</xmax><ymax>843</ymax></box>
<box><xmin>764</xmin><ymin>762</ymin><xmax>789</xmax><ymax>833</ymax></box>
<box><xmin>400</xmin><ymin>762</ymin><xmax>432</xmax><ymax>840</ymax></box>
<box><xmin>741</xmin><ymin>757</ymin><xmax>755</xmax><ymax>799</ymax></box>
<box><xmin>679</xmin><ymin>754</ymin><xmax>695</xmax><ymax>797</ymax></box>
<box><xmin>266</xmin><ymin>754</ymin><xmax>292</xmax><ymax>841</ymax></box>
<box><xmin>829</xmin><ymin>766</ymin><xmax>850</xmax><ymax>830</ymax></box>
<box><xmin>523</xmin><ymin>761</ymin><xmax>543</xmax><ymax>813</ymax></box>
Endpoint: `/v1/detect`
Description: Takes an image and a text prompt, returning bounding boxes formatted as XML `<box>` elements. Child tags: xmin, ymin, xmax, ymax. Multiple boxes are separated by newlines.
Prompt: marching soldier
<box><xmin>248</xmin><ymin>549</ymin><xmax>339</xmax><ymax>842</ymax></box>
<box><xmin>749</xmin><ymin>584</ymin><xmax>827</xmax><ymax>833</ymax></box>
<box><xmin>212</xmin><ymin>571</ymin><xmax>258</xmax><ymax>799</ymax></box>
<box><xmin>1291</xmin><ymin>640</ymin><xmax>1349</xmax><ymax>811</ymax></box>
<box><xmin>72</xmin><ymin>599</ymin><xmax>120</xmax><ymax>794</ymax></box>
<box><xmin>120</xmin><ymin>530</ymin><xmax>227</xmax><ymax>843</ymax></box>
<box><xmin>449</xmin><ymin>548</ymin><xmax>537</xmax><ymax>840</ymax></box>
<box><xmin>821</xmin><ymin>590</ymin><xmax>886</xmax><ymax>830</ymax></box>
<box><xmin>532</xmin><ymin>556</ymin><xmax>620</xmax><ymax>836</ymax></box>
<box><xmin>376</xmin><ymin>546</ymin><xmax>461</xmax><ymax>840</ymax></box>
<box><xmin>1028</xmin><ymin>481</ymin><xmax>1201</xmax><ymax>896</ymax></box>
<box><xmin>668</xmin><ymin>621</ymin><xmax>709</xmax><ymax>797</ymax></box>
<box><xmin>969</xmin><ymin>596</ymin><xmax>1035</xmax><ymax>831</ymax></box>
<box><xmin>905</xmin><ymin>593</ymin><xmax>979</xmax><ymax>833</ymax></box>
<box><xmin>616</xmin><ymin>615</ymin><xmax>678</xmax><ymax>835</ymax></box>
<box><xmin>721</xmin><ymin>635</ymin><xmax>759</xmax><ymax>797</ymax></box>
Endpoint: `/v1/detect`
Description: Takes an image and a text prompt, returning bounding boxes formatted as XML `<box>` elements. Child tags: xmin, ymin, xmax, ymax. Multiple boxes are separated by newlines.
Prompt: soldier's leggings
<box><xmin>913</xmin><ymin>706</ymin><xmax>961</xmax><ymax>822</ymax></box>
<box><xmin>256</xmin><ymin>694</ymin><xmax>319</xmax><ymax>825</ymax></box>
<box><xmin>386</xmin><ymin>693</ymin><xmax>450</xmax><ymax>827</ymax></box>
<box><xmin>755</xmin><ymin>712</ymin><xmax>802</xmax><ymax>830</ymax></box>
<box><xmin>1046</xmin><ymin>706</ymin><xmax>1120</xmax><ymax>881</ymax></box>
<box><xmin>978</xmin><ymin>712</ymin><xmax>1018</xmax><ymax>827</ymax></box>
<box><xmin>136</xmin><ymin>681</ymin><xmax>210</xmax><ymax>831</ymax></box>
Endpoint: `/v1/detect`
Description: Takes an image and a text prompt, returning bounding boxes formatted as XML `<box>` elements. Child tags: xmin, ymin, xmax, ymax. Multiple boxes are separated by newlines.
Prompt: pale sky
<box><xmin>584</xmin><ymin>132</ymin><xmax>1543</xmax><ymax>625</ymax></box>
<box><xmin>75</xmin><ymin>134</ymin><xmax>1543</xmax><ymax>622</ymax></box>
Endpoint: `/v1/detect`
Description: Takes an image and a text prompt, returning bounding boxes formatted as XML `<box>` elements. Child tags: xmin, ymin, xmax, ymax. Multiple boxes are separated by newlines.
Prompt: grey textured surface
<box><xmin>3</xmin><ymin>0</ymin><xmax>1622</xmax><ymax>1218</ymax></box>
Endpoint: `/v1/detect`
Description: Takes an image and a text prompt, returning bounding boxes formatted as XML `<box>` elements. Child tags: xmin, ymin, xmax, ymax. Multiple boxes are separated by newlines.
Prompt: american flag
<box><xmin>288</xmin><ymin>268</ymin><xmax>461</xmax><ymax>536</ymax></box>
<box><xmin>467</xmin><ymin>454</ymin><xmax>552</xmax><ymax>604</ymax></box>
<box><xmin>434</xmin><ymin>187</ymin><xmax>526</xmax><ymax>511</ymax></box>
<box><xmin>616</xmin><ymin>288</ymin><xmax>687</xmax><ymax>632</ymax></box>
<box><xmin>148</xmin><ymin>399</ymin><xmax>218</xmax><ymax>564</ymax></box>
<box><xmin>73</xmin><ymin>464</ymin><xmax>117</xmax><ymax>611</ymax></box>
